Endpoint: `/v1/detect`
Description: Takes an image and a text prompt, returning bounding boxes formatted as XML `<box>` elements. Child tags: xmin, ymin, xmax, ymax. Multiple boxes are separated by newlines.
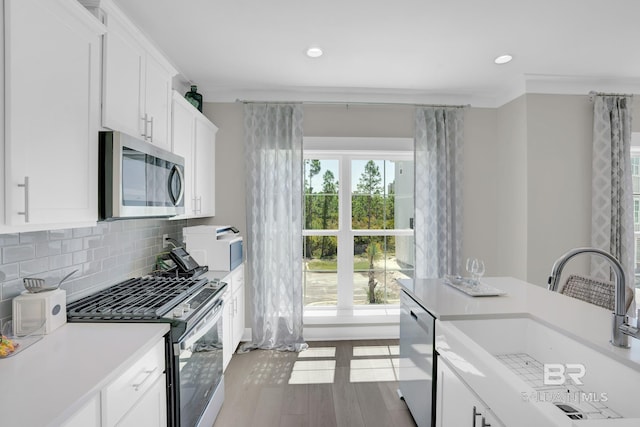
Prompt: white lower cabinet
<box><xmin>61</xmin><ymin>395</ymin><xmax>101</xmax><ymax>427</ymax></box>
<box><xmin>222</xmin><ymin>264</ymin><xmax>245</xmax><ymax>371</ymax></box>
<box><xmin>62</xmin><ymin>338</ymin><xmax>167</xmax><ymax>427</ymax></box>
<box><xmin>102</xmin><ymin>339</ymin><xmax>166</xmax><ymax>427</ymax></box>
<box><xmin>436</xmin><ymin>358</ymin><xmax>505</xmax><ymax>427</ymax></box>
<box><xmin>116</xmin><ymin>374</ymin><xmax>167</xmax><ymax>427</ymax></box>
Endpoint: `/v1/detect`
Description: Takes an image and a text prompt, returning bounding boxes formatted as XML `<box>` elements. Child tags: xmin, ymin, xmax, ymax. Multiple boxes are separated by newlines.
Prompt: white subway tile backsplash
<box><xmin>2</xmin><ymin>279</ymin><xmax>24</xmax><ymax>301</ymax></box>
<box><xmin>19</xmin><ymin>231</ymin><xmax>48</xmax><ymax>244</ymax></box>
<box><xmin>72</xmin><ymin>250</ymin><xmax>91</xmax><ymax>265</ymax></box>
<box><xmin>0</xmin><ymin>218</ymin><xmax>187</xmax><ymax>323</ymax></box>
<box><xmin>36</xmin><ymin>241</ymin><xmax>62</xmax><ymax>258</ymax></box>
<box><xmin>49</xmin><ymin>229</ymin><xmax>73</xmax><ymax>240</ymax></box>
<box><xmin>61</xmin><ymin>238</ymin><xmax>83</xmax><ymax>253</ymax></box>
<box><xmin>49</xmin><ymin>253</ymin><xmax>73</xmax><ymax>270</ymax></box>
<box><xmin>3</xmin><ymin>245</ymin><xmax>35</xmax><ymax>264</ymax></box>
<box><xmin>83</xmin><ymin>235</ymin><xmax>103</xmax><ymax>249</ymax></box>
<box><xmin>92</xmin><ymin>246</ymin><xmax>109</xmax><ymax>261</ymax></box>
<box><xmin>20</xmin><ymin>257</ymin><xmax>50</xmax><ymax>276</ymax></box>
<box><xmin>72</xmin><ymin>227</ymin><xmax>93</xmax><ymax>238</ymax></box>
<box><xmin>0</xmin><ymin>234</ymin><xmax>19</xmax><ymax>246</ymax></box>
<box><xmin>0</xmin><ymin>264</ymin><xmax>19</xmax><ymax>282</ymax></box>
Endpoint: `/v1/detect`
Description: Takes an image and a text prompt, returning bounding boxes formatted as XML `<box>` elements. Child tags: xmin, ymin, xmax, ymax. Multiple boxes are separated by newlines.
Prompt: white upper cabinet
<box><xmin>171</xmin><ymin>93</ymin><xmax>195</xmax><ymax>217</ymax></box>
<box><xmin>194</xmin><ymin>113</ymin><xmax>217</xmax><ymax>217</ymax></box>
<box><xmin>171</xmin><ymin>91</ymin><xmax>217</xmax><ymax>218</ymax></box>
<box><xmin>3</xmin><ymin>0</ymin><xmax>105</xmax><ymax>229</ymax></box>
<box><xmin>90</xmin><ymin>0</ymin><xmax>177</xmax><ymax>151</ymax></box>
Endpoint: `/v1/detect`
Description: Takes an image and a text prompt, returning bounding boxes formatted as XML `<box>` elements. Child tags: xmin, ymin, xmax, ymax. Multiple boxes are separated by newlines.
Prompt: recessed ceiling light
<box><xmin>494</xmin><ymin>54</ymin><xmax>513</xmax><ymax>64</ymax></box>
<box><xmin>306</xmin><ymin>47</ymin><xmax>323</xmax><ymax>58</ymax></box>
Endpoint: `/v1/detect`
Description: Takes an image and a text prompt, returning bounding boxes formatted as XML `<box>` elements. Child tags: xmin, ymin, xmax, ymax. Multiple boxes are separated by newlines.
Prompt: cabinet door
<box><xmin>117</xmin><ymin>375</ymin><xmax>167</xmax><ymax>427</ymax></box>
<box><xmin>437</xmin><ymin>359</ymin><xmax>504</xmax><ymax>427</ymax></box>
<box><xmin>144</xmin><ymin>54</ymin><xmax>172</xmax><ymax>150</ymax></box>
<box><xmin>101</xmin><ymin>11</ymin><xmax>144</xmax><ymax>138</ymax></box>
<box><xmin>222</xmin><ymin>288</ymin><xmax>233</xmax><ymax>371</ymax></box>
<box><xmin>61</xmin><ymin>395</ymin><xmax>101</xmax><ymax>427</ymax></box>
<box><xmin>5</xmin><ymin>0</ymin><xmax>102</xmax><ymax>226</ymax></box>
<box><xmin>232</xmin><ymin>267</ymin><xmax>245</xmax><ymax>351</ymax></box>
<box><xmin>194</xmin><ymin>116</ymin><xmax>217</xmax><ymax>216</ymax></box>
<box><xmin>171</xmin><ymin>93</ymin><xmax>195</xmax><ymax>215</ymax></box>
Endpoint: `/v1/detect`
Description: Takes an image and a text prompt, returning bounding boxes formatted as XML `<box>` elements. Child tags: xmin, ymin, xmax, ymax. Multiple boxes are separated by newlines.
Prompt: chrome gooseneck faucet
<box><xmin>548</xmin><ymin>247</ymin><xmax>634</xmax><ymax>348</ymax></box>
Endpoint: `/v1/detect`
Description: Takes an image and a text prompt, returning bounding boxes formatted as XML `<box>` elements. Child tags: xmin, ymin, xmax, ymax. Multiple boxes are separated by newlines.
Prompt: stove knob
<box><xmin>181</xmin><ymin>303</ymin><xmax>191</xmax><ymax>312</ymax></box>
<box><xmin>173</xmin><ymin>307</ymin><xmax>184</xmax><ymax>318</ymax></box>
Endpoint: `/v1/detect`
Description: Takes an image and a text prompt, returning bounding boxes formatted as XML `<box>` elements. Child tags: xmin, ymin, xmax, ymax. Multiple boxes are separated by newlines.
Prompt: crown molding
<box><xmin>198</xmin><ymin>76</ymin><xmax>640</xmax><ymax>109</ymax></box>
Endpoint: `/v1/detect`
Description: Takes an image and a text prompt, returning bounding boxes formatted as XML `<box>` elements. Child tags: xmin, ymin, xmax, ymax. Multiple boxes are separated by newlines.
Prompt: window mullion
<box><xmin>337</xmin><ymin>155</ymin><xmax>353</xmax><ymax>310</ymax></box>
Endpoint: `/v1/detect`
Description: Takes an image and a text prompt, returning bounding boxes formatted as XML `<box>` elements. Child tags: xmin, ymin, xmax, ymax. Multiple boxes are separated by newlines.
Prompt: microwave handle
<box><xmin>168</xmin><ymin>165</ymin><xmax>185</xmax><ymax>206</ymax></box>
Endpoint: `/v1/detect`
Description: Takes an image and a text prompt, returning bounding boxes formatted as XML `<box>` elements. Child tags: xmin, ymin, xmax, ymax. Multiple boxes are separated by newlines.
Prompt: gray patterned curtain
<box><xmin>240</xmin><ymin>103</ymin><xmax>307</xmax><ymax>352</ymax></box>
<box><xmin>414</xmin><ymin>107</ymin><xmax>464</xmax><ymax>278</ymax></box>
<box><xmin>591</xmin><ymin>94</ymin><xmax>634</xmax><ymax>309</ymax></box>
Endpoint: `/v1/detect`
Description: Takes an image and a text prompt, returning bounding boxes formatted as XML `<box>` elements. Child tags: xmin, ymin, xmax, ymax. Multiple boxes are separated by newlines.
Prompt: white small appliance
<box><xmin>183</xmin><ymin>225</ymin><xmax>243</xmax><ymax>271</ymax></box>
<box><xmin>12</xmin><ymin>289</ymin><xmax>67</xmax><ymax>335</ymax></box>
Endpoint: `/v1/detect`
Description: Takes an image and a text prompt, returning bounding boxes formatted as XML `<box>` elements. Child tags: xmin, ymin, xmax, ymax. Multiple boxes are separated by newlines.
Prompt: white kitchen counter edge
<box><xmin>0</xmin><ymin>322</ymin><xmax>169</xmax><ymax>427</ymax></box>
<box><xmin>399</xmin><ymin>277</ymin><xmax>640</xmax><ymax>427</ymax></box>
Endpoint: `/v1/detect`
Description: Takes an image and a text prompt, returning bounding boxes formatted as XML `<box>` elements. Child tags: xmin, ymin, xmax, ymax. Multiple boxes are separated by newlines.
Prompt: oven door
<box><xmin>175</xmin><ymin>299</ymin><xmax>224</xmax><ymax>427</ymax></box>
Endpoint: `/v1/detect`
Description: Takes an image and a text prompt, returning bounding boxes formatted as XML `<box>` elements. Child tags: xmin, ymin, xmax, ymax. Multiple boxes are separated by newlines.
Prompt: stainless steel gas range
<box><xmin>67</xmin><ymin>275</ymin><xmax>227</xmax><ymax>427</ymax></box>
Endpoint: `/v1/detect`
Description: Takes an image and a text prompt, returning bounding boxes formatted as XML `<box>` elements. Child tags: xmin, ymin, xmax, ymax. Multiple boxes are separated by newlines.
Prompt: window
<box><xmin>302</xmin><ymin>138</ymin><xmax>414</xmax><ymax>309</ymax></box>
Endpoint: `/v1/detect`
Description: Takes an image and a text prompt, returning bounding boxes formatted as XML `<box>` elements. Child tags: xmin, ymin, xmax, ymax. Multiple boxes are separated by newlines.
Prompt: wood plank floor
<box><xmin>212</xmin><ymin>339</ymin><xmax>417</xmax><ymax>427</ymax></box>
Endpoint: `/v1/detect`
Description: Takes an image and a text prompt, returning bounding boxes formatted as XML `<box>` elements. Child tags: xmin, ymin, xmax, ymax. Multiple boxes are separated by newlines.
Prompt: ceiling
<box><xmin>112</xmin><ymin>0</ymin><xmax>640</xmax><ymax>107</ymax></box>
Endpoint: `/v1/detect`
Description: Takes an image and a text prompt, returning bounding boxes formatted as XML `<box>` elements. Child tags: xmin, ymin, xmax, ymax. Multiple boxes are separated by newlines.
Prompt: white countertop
<box><xmin>399</xmin><ymin>277</ymin><xmax>640</xmax><ymax>426</ymax></box>
<box><xmin>0</xmin><ymin>322</ymin><xmax>169</xmax><ymax>427</ymax></box>
<box><xmin>400</xmin><ymin>276</ymin><xmax>640</xmax><ymax>369</ymax></box>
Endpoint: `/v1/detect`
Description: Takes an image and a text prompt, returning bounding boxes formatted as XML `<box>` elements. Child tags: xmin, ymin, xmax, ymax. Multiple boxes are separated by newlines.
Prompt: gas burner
<box><xmin>67</xmin><ymin>276</ymin><xmax>209</xmax><ymax>320</ymax></box>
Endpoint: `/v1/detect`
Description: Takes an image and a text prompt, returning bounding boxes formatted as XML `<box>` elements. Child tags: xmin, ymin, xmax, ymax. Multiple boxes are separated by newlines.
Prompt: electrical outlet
<box><xmin>162</xmin><ymin>234</ymin><xmax>169</xmax><ymax>248</ymax></box>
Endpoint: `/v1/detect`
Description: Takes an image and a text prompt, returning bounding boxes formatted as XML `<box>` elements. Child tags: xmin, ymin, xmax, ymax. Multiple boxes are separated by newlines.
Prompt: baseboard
<box><xmin>239</xmin><ymin>324</ymin><xmax>399</xmax><ymax>342</ymax></box>
<box><xmin>303</xmin><ymin>323</ymin><xmax>399</xmax><ymax>341</ymax></box>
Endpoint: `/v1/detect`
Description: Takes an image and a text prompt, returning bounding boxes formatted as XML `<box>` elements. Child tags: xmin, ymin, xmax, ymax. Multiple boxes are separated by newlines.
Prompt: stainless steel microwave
<box><xmin>99</xmin><ymin>131</ymin><xmax>185</xmax><ymax>220</ymax></box>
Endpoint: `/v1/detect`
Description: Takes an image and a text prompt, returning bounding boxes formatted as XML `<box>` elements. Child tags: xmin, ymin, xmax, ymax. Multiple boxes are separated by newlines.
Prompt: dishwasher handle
<box><xmin>409</xmin><ymin>309</ymin><xmax>431</xmax><ymax>334</ymax></box>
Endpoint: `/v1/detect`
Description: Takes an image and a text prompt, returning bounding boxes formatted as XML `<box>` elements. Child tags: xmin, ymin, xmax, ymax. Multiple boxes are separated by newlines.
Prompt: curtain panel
<box><xmin>241</xmin><ymin>103</ymin><xmax>307</xmax><ymax>352</ymax></box>
<box><xmin>414</xmin><ymin>107</ymin><xmax>465</xmax><ymax>279</ymax></box>
<box><xmin>591</xmin><ymin>95</ymin><xmax>634</xmax><ymax>308</ymax></box>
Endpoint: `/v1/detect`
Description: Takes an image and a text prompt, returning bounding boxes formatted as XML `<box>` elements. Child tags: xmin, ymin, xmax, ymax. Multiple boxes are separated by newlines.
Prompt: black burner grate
<box><xmin>67</xmin><ymin>276</ymin><xmax>208</xmax><ymax>320</ymax></box>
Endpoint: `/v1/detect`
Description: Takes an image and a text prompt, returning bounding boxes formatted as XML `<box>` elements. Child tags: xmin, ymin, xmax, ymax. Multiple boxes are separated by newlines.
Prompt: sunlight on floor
<box><xmin>353</xmin><ymin>345</ymin><xmax>399</xmax><ymax>357</ymax></box>
<box><xmin>288</xmin><ymin>359</ymin><xmax>336</xmax><ymax>384</ymax></box>
<box><xmin>297</xmin><ymin>347</ymin><xmax>337</xmax><ymax>358</ymax></box>
<box><xmin>287</xmin><ymin>344</ymin><xmax>401</xmax><ymax>385</ymax></box>
<box><xmin>349</xmin><ymin>358</ymin><xmax>400</xmax><ymax>383</ymax></box>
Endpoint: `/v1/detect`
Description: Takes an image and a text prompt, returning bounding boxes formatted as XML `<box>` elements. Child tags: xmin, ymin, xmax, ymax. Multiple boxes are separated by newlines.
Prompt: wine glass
<box><xmin>466</xmin><ymin>258</ymin><xmax>485</xmax><ymax>284</ymax></box>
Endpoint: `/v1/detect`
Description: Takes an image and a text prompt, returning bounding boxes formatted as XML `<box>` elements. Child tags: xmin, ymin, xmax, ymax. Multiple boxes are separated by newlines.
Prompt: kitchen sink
<box><xmin>444</xmin><ymin>315</ymin><xmax>640</xmax><ymax>421</ymax></box>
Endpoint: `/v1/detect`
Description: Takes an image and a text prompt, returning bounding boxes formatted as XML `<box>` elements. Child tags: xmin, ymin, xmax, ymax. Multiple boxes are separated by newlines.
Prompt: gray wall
<box><xmin>0</xmin><ymin>219</ymin><xmax>186</xmax><ymax>326</ymax></box>
<box><xmin>201</xmin><ymin>102</ymin><xmax>503</xmax><ymax>327</ymax></box>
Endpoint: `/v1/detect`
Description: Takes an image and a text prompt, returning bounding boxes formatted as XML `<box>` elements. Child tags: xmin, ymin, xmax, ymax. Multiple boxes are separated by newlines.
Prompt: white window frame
<box><xmin>303</xmin><ymin>137</ymin><xmax>414</xmax><ymax>312</ymax></box>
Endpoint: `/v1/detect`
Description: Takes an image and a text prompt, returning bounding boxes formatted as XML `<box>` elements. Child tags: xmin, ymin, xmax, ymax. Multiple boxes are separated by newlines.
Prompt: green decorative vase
<box><xmin>185</xmin><ymin>85</ymin><xmax>203</xmax><ymax>112</ymax></box>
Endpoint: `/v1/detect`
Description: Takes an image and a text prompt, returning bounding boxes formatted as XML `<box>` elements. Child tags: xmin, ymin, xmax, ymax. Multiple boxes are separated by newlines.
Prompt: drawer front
<box><xmin>103</xmin><ymin>339</ymin><xmax>165</xmax><ymax>427</ymax></box>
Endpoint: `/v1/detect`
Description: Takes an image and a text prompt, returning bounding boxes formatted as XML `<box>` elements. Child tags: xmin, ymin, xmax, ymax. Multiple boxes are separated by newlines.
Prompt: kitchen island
<box><xmin>0</xmin><ymin>322</ymin><xmax>169</xmax><ymax>427</ymax></box>
<box><xmin>399</xmin><ymin>277</ymin><xmax>640</xmax><ymax>427</ymax></box>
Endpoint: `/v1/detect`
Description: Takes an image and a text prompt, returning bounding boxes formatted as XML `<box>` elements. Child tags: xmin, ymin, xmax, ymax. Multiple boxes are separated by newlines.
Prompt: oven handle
<box><xmin>179</xmin><ymin>299</ymin><xmax>224</xmax><ymax>351</ymax></box>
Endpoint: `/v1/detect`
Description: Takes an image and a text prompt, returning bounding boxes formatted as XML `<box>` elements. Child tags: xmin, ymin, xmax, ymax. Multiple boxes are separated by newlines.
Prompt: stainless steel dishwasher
<box><xmin>399</xmin><ymin>289</ymin><xmax>436</xmax><ymax>427</ymax></box>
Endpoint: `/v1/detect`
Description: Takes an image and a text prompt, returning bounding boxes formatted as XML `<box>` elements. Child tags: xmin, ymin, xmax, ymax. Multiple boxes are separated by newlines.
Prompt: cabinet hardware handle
<box><xmin>132</xmin><ymin>366</ymin><xmax>158</xmax><ymax>391</ymax></box>
<box><xmin>149</xmin><ymin>115</ymin><xmax>154</xmax><ymax>142</ymax></box>
<box><xmin>141</xmin><ymin>113</ymin><xmax>148</xmax><ymax>138</ymax></box>
<box><xmin>472</xmin><ymin>406</ymin><xmax>481</xmax><ymax>427</ymax></box>
<box><xmin>410</xmin><ymin>310</ymin><xmax>418</xmax><ymax>320</ymax></box>
<box><xmin>481</xmin><ymin>417</ymin><xmax>491</xmax><ymax>427</ymax></box>
<box><xmin>197</xmin><ymin>196</ymin><xmax>202</xmax><ymax>214</ymax></box>
<box><xmin>17</xmin><ymin>176</ymin><xmax>30</xmax><ymax>223</ymax></box>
